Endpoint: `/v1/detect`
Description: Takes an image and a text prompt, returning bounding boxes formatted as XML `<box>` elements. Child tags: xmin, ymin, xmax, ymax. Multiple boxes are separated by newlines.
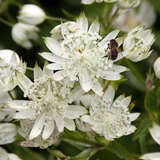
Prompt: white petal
<box><xmin>140</xmin><ymin>152</ymin><xmax>160</xmax><ymax>160</ymax></box>
<box><xmin>14</xmin><ymin>110</ymin><xmax>35</xmax><ymax>119</ymax></box>
<box><xmin>47</xmin><ymin>63</ymin><xmax>64</xmax><ymax>70</ymax></box>
<box><xmin>16</xmin><ymin>72</ymin><xmax>33</xmax><ymax>94</ymax></box>
<box><xmin>53</xmin><ymin>70</ymin><xmax>66</xmax><ymax>81</ymax></box>
<box><xmin>99</xmin><ymin>30</ymin><xmax>119</xmax><ymax>46</ymax></box>
<box><xmin>34</xmin><ymin>63</ymin><xmax>43</xmax><ymax>80</ymax></box>
<box><xmin>89</xmin><ymin>21</ymin><xmax>100</xmax><ymax>33</ymax></box>
<box><xmin>8</xmin><ymin>153</ymin><xmax>22</xmax><ymax>160</ymax></box>
<box><xmin>7</xmin><ymin>100</ymin><xmax>29</xmax><ymax>110</ymax></box>
<box><xmin>121</xmin><ymin>96</ymin><xmax>131</xmax><ymax>107</ymax></box>
<box><xmin>100</xmin><ymin>71</ymin><xmax>122</xmax><ymax>80</ymax></box>
<box><xmin>44</xmin><ymin>37</ymin><xmax>62</xmax><ymax>55</ymax></box>
<box><xmin>29</xmin><ymin>114</ymin><xmax>45</xmax><ymax>140</ymax></box>
<box><xmin>77</xmin><ymin>13</ymin><xmax>88</xmax><ymax>32</ymax></box>
<box><xmin>92</xmin><ymin>79</ymin><xmax>103</xmax><ymax>96</ymax></box>
<box><xmin>64</xmin><ymin>119</ymin><xmax>75</xmax><ymax>131</ymax></box>
<box><xmin>42</xmin><ymin>120</ymin><xmax>55</xmax><ymax>140</ymax></box>
<box><xmin>0</xmin><ymin>147</ymin><xmax>8</xmax><ymax>160</ymax></box>
<box><xmin>65</xmin><ymin>105</ymin><xmax>87</xmax><ymax>119</ymax></box>
<box><xmin>149</xmin><ymin>123</ymin><xmax>160</xmax><ymax>145</ymax></box>
<box><xmin>129</xmin><ymin>113</ymin><xmax>140</xmax><ymax>121</ymax></box>
<box><xmin>103</xmin><ymin>85</ymin><xmax>115</xmax><ymax>104</ymax></box>
<box><xmin>53</xmin><ymin>111</ymin><xmax>64</xmax><ymax>132</ymax></box>
<box><xmin>81</xmin><ymin>115</ymin><xmax>92</xmax><ymax>124</ymax></box>
<box><xmin>79</xmin><ymin>69</ymin><xmax>93</xmax><ymax>92</ymax></box>
<box><xmin>40</xmin><ymin>52</ymin><xmax>67</xmax><ymax>63</ymax></box>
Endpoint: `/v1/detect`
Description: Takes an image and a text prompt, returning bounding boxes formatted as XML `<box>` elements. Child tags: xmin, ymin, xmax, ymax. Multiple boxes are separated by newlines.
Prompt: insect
<box><xmin>105</xmin><ymin>39</ymin><xmax>119</xmax><ymax>60</ymax></box>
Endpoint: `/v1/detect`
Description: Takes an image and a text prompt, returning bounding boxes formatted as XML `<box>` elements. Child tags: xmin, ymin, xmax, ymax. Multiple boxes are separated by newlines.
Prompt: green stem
<box><xmin>8</xmin><ymin>91</ymin><xmax>14</xmax><ymax>100</ymax></box>
<box><xmin>46</xmin><ymin>16</ymin><xmax>68</xmax><ymax>22</ymax></box>
<box><xmin>0</xmin><ymin>17</ymin><xmax>13</xmax><ymax>27</ymax></box>
<box><xmin>124</xmin><ymin>59</ymin><xmax>145</xmax><ymax>86</ymax></box>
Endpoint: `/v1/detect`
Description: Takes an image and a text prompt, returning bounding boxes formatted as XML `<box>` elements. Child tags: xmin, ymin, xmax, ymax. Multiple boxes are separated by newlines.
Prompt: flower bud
<box><xmin>123</xmin><ymin>26</ymin><xmax>155</xmax><ymax>62</ymax></box>
<box><xmin>154</xmin><ymin>57</ymin><xmax>160</xmax><ymax>79</ymax></box>
<box><xmin>12</xmin><ymin>23</ymin><xmax>39</xmax><ymax>49</ymax></box>
<box><xmin>18</xmin><ymin>4</ymin><xmax>46</xmax><ymax>25</ymax></box>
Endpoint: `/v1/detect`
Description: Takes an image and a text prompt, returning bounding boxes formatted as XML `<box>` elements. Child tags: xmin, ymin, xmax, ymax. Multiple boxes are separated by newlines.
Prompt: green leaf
<box><xmin>71</xmin><ymin>147</ymin><xmax>102</xmax><ymax>160</ymax></box>
<box><xmin>48</xmin><ymin>149</ymin><xmax>68</xmax><ymax>159</ymax></box>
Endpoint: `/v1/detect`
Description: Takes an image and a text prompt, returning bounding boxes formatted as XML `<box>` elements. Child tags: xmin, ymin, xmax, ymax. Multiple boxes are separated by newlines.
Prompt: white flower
<box><xmin>40</xmin><ymin>14</ymin><xmax>128</xmax><ymax>95</ymax></box>
<box><xmin>0</xmin><ymin>49</ymin><xmax>26</xmax><ymax>91</ymax></box>
<box><xmin>11</xmin><ymin>23</ymin><xmax>39</xmax><ymax>49</ymax></box>
<box><xmin>0</xmin><ymin>147</ymin><xmax>22</xmax><ymax>160</ymax></box>
<box><xmin>81</xmin><ymin>85</ymin><xmax>140</xmax><ymax>140</ymax></box>
<box><xmin>154</xmin><ymin>57</ymin><xmax>160</xmax><ymax>79</ymax></box>
<box><xmin>112</xmin><ymin>1</ymin><xmax>156</xmax><ymax>32</ymax></box>
<box><xmin>140</xmin><ymin>153</ymin><xmax>160</xmax><ymax>160</ymax></box>
<box><xmin>18</xmin><ymin>4</ymin><xmax>46</xmax><ymax>25</ymax></box>
<box><xmin>81</xmin><ymin>0</ymin><xmax>140</xmax><ymax>8</ymax></box>
<box><xmin>0</xmin><ymin>123</ymin><xmax>17</xmax><ymax>145</ymax></box>
<box><xmin>7</xmin><ymin>65</ymin><xmax>87</xmax><ymax>143</ymax></box>
<box><xmin>123</xmin><ymin>26</ymin><xmax>155</xmax><ymax>62</ymax></box>
<box><xmin>149</xmin><ymin>123</ymin><xmax>160</xmax><ymax>145</ymax></box>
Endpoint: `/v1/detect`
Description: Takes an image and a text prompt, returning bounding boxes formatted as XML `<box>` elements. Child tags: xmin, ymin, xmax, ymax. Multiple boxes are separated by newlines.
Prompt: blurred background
<box><xmin>1</xmin><ymin>0</ymin><xmax>160</xmax><ymax>159</ymax></box>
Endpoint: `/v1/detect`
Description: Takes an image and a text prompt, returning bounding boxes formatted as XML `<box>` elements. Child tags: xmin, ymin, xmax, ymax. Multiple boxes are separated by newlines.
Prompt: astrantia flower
<box><xmin>81</xmin><ymin>0</ymin><xmax>140</xmax><ymax>8</ymax></box>
<box><xmin>0</xmin><ymin>147</ymin><xmax>22</xmax><ymax>160</ymax></box>
<box><xmin>7</xmin><ymin>65</ymin><xmax>87</xmax><ymax>144</ymax></box>
<box><xmin>123</xmin><ymin>26</ymin><xmax>155</xmax><ymax>62</ymax></box>
<box><xmin>40</xmin><ymin>14</ymin><xmax>127</xmax><ymax>95</ymax></box>
<box><xmin>0</xmin><ymin>123</ymin><xmax>17</xmax><ymax>145</ymax></box>
<box><xmin>154</xmin><ymin>57</ymin><xmax>160</xmax><ymax>79</ymax></box>
<box><xmin>0</xmin><ymin>50</ymin><xmax>26</xmax><ymax>91</ymax></box>
<box><xmin>112</xmin><ymin>1</ymin><xmax>156</xmax><ymax>32</ymax></box>
<box><xmin>18</xmin><ymin>4</ymin><xmax>46</xmax><ymax>25</ymax></box>
<box><xmin>81</xmin><ymin>85</ymin><xmax>140</xmax><ymax>140</ymax></box>
<box><xmin>12</xmin><ymin>23</ymin><xmax>39</xmax><ymax>49</ymax></box>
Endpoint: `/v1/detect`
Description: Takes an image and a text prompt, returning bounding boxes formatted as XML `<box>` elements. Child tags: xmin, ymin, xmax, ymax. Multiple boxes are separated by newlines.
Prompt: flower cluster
<box><xmin>0</xmin><ymin>4</ymin><xmax>155</xmax><ymax>154</ymax></box>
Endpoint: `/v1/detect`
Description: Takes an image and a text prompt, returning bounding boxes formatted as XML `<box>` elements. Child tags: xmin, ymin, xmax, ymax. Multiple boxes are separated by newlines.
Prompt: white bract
<box><xmin>0</xmin><ymin>147</ymin><xmax>22</xmax><ymax>160</ymax></box>
<box><xmin>154</xmin><ymin>57</ymin><xmax>160</xmax><ymax>79</ymax></box>
<box><xmin>81</xmin><ymin>85</ymin><xmax>140</xmax><ymax>140</ymax></box>
<box><xmin>0</xmin><ymin>50</ymin><xmax>26</xmax><ymax>91</ymax></box>
<box><xmin>140</xmin><ymin>153</ymin><xmax>160</xmax><ymax>160</ymax></box>
<box><xmin>0</xmin><ymin>92</ymin><xmax>15</xmax><ymax>121</ymax></box>
<box><xmin>18</xmin><ymin>120</ymin><xmax>60</xmax><ymax>149</ymax></box>
<box><xmin>7</xmin><ymin>65</ymin><xmax>87</xmax><ymax>145</ymax></box>
<box><xmin>123</xmin><ymin>26</ymin><xmax>154</xmax><ymax>62</ymax></box>
<box><xmin>18</xmin><ymin>4</ymin><xmax>46</xmax><ymax>25</ymax></box>
<box><xmin>112</xmin><ymin>1</ymin><xmax>156</xmax><ymax>32</ymax></box>
<box><xmin>149</xmin><ymin>123</ymin><xmax>160</xmax><ymax>145</ymax></box>
<box><xmin>0</xmin><ymin>123</ymin><xmax>17</xmax><ymax>145</ymax></box>
<box><xmin>81</xmin><ymin>0</ymin><xmax>140</xmax><ymax>8</ymax></box>
<box><xmin>12</xmin><ymin>23</ymin><xmax>39</xmax><ymax>49</ymax></box>
<box><xmin>40</xmin><ymin>14</ymin><xmax>127</xmax><ymax>95</ymax></box>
